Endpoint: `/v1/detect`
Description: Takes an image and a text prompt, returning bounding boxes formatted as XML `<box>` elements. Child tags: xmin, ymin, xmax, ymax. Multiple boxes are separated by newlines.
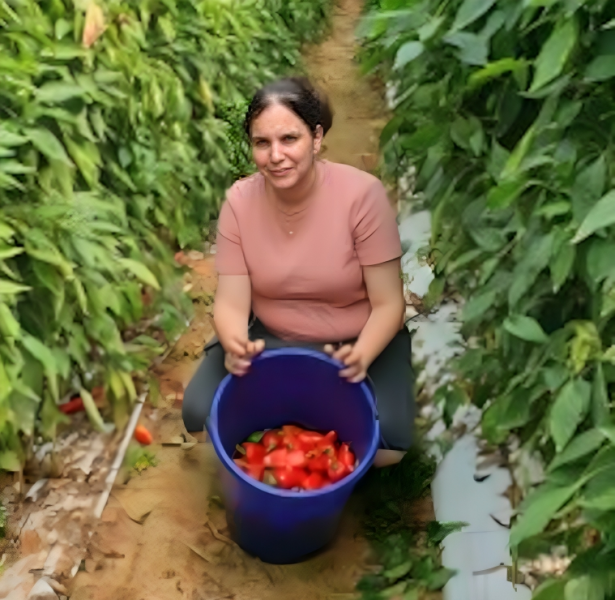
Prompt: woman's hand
<box><xmin>224</xmin><ymin>339</ymin><xmax>265</xmax><ymax>376</ymax></box>
<box><xmin>324</xmin><ymin>343</ymin><xmax>370</xmax><ymax>383</ymax></box>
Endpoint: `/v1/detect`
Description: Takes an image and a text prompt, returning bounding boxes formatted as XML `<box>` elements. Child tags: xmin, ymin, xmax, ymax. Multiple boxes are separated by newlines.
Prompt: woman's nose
<box><xmin>270</xmin><ymin>142</ymin><xmax>284</xmax><ymax>163</ymax></box>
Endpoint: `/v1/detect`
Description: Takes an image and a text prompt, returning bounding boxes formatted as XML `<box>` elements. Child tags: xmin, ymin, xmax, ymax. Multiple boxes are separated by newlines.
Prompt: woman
<box><xmin>183</xmin><ymin>77</ymin><xmax>414</xmax><ymax>467</ymax></box>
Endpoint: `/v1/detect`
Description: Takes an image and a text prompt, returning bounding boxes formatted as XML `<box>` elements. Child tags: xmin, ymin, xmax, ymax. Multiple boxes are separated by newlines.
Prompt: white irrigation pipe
<box><xmin>93</xmin><ymin>391</ymin><xmax>147</xmax><ymax>519</ymax></box>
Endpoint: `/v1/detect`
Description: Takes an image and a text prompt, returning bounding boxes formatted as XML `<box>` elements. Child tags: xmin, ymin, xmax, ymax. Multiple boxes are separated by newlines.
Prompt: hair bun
<box><xmin>244</xmin><ymin>76</ymin><xmax>334</xmax><ymax>137</ymax></box>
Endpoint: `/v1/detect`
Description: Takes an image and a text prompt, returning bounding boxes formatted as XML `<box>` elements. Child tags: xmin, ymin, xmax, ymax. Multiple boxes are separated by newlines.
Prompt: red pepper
<box><xmin>59</xmin><ymin>397</ymin><xmax>85</xmax><ymax>414</ymax></box>
<box><xmin>307</xmin><ymin>453</ymin><xmax>331</xmax><ymax>472</ymax></box>
<box><xmin>263</xmin><ymin>448</ymin><xmax>289</xmax><ymax>468</ymax></box>
<box><xmin>273</xmin><ymin>467</ymin><xmax>308</xmax><ymax>489</ymax></box>
<box><xmin>297</xmin><ymin>431</ymin><xmax>325</xmax><ymax>449</ymax></box>
<box><xmin>282</xmin><ymin>425</ymin><xmax>304</xmax><ymax>436</ymax></box>
<box><xmin>287</xmin><ymin>449</ymin><xmax>308</xmax><ymax>468</ymax></box>
<box><xmin>242</xmin><ymin>442</ymin><xmax>267</xmax><ymax>465</ymax></box>
<box><xmin>316</xmin><ymin>431</ymin><xmax>338</xmax><ymax>454</ymax></box>
<box><xmin>262</xmin><ymin>430</ymin><xmax>283</xmax><ymax>451</ymax></box>
<box><xmin>327</xmin><ymin>460</ymin><xmax>349</xmax><ymax>483</ymax></box>
<box><xmin>303</xmin><ymin>471</ymin><xmax>327</xmax><ymax>490</ymax></box>
<box><xmin>338</xmin><ymin>443</ymin><xmax>356</xmax><ymax>471</ymax></box>
<box><xmin>234</xmin><ymin>458</ymin><xmax>264</xmax><ymax>481</ymax></box>
<box><xmin>134</xmin><ymin>425</ymin><xmax>153</xmax><ymax>445</ymax></box>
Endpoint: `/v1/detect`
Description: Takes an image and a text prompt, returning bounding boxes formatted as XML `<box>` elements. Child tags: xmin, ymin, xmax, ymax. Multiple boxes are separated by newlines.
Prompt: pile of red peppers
<box><xmin>233</xmin><ymin>425</ymin><xmax>357</xmax><ymax>490</ymax></box>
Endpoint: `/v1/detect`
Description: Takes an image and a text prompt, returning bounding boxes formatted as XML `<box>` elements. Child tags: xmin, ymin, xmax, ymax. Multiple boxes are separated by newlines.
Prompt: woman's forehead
<box><xmin>251</xmin><ymin>103</ymin><xmax>308</xmax><ymax>136</ymax></box>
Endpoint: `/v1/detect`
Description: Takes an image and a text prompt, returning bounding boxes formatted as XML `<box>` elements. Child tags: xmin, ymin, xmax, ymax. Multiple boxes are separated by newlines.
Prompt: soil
<box><xmin>65</xmin><ymin>1</ymin><xmax>435</xmax><ymax>599</ymax></box>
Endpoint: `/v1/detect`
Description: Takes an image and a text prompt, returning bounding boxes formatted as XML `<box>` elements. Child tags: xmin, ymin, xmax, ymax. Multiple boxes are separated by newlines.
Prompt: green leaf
<box><xmin>40</xmin><ymin>392</ymin><xmax>69</xmax><ymax>439</ymax></box>
<box><xmin>550</xmin><ymin>379</ymin><xmax>591</xmax><ymax>452</ymax></box>
<box><xmin>247</xmin><ymin>431</ymin><xmax>265</xmax><ymax>443</ymax></box>
<box><xmin>550</xmin><ymin>241</ymin><xmax>575</xmax><ymax>292</ymax></box>
<box><xmin>572</xmin><ymin>190</ymin><xmax>615</xmax><ymax>244</ymax></box>
<box><xmin>0</xmin><ymin>451</ymin><xmax>21</xmax><ymax>472</ymax></box>
<box><xmin>0</xmin><ymin>246</ymin><xmax>24</xmax><ymax>260</ymax></box>
<box><xmin>26</xmin><ymin>129</ymin><xmax>73</xmax><ymax>166</ymax></box>
<box><xmin>469</xmin><ymin>58</ymin><xmax>526</xmax><ymax>87</ymax></box>
<box><xmin>585</xmin><ymin>55</ymin><xmax>615</xmax><ymax>82</ymax></box>
<box><xmin>383</xmin><ymin>559</ymin><xmax>412</xmax><ymax>580</ymax></box>
<box><xmin>571</xmin><ymin>155</ymin><xmax>606</xmax><ymax>224</ymax></box>
<box><xmin>565</xmin><ymin>575</ymin><xmax>605</xmax><ymax>600</ymax></box>
<box><xmin>0</xmin><ymin>129</ymin><xmax>28</xmax><ymax>147</ymax></box>
<box><xmin>36</xmin><ymin>81</ymin><xmax>85</xmax><ymax>104</ymax></box>
<box><xmin>501</xmin><ymin>124</ymin><xmax>535</xmax><ymax>180</ymax></box>
<box><xmin>580</xmin><ymin>468</ymin><xmax>615</xmax><ymax>511</ymax></box>
<box><xmin>587</xmin><ymin>240</ymin><xmax>615</xmax><ymax>285</ymax></box>
<box><xmin>510</xmin><ymin>483</ymin><xmax>577</xmax><ymax>547</ymax></box>
<box><xmin>504</xmin><ymin>315</ymin><xmax>549</xmax><ymax>343</ymax></box>
<box><xmin>21</xmin><ymin>335</ymin><xmax>57</xmax><ymax>376</ymax></box>
<box><xmin>394</xmin><ymin>41</ymin><xmax>424</xmax><ymax>70</ymax></box>
<box><xmin>451</xmin><ymin>0</ymin><xmax>497</xmax><ymax>31</ymax></box>
<box><xmin>444</xmin><ymin>32</ymin><xmax>488</xmax><ymax>66</ymax></box>
<box><xmin>487</xmin><ymin>178</ymin><xmax>527</xmax><ymax>209</ymax></box>
<box><xmin>426</xmin><ymin>567</ymin><xmax>456</xmax><ymax>591</ymax></box>
<box><xmin>0</xmin><ymin>358</ymin><xmax>11</xmax><ymax>403</ymax></box>
<box><xmin>533</xmin><ymin>580</ymin><xmax>567</xmax><ymax>600</ymax></box>
<box><xmin>529</xmin><ymin>20</ymin><xmax>577</xmax><ymax>92</ymax></box>
<box><xmin>547</xmin><ymin>429</ymin><xmax>605</xmax><ymax>472</ymax></box>
<box><xmin>118</xmin><ymin>258</ymin><xmax>160</xmax><ymax>290</ymax></box>
<box><xmin>0</xmin><ymin>302</ymin><xmax>20</xmax><ymax>339</ymax></box>
<box><xmin>592</xmin><ymin>364</ymin><xmax>610</xmax><ymax>427</ymax></box>
<box><xmin>462</xmin><ymin>290</ymin><xmax>497</xmax><ymax>323</ymax></box>
<box><xmin>537</xmin><ymin>201</ymin><xmax>571</xmax><ymax>219</ymax></box>
<box><xmin>80</xmin><ymin>388</ymin><xmax>114</xmax><ymax>434</ymax></box>
<box><xmin>0</xmin><ymin>279</ymin><xmax>30</xmax><ymax>295</ymax></box>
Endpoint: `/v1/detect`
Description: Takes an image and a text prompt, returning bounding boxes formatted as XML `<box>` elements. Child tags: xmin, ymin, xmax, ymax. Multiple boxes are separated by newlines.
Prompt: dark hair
<box><xmin>243</xmin><ymin>77</ymin><xmax>333</xmax><ymax>139</ymax></box>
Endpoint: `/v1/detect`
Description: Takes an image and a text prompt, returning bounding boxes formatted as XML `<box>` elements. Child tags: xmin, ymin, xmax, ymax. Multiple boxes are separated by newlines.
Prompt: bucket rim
<box><xmin>208</xmin><ymin>347</ymin><xmax>380</xmax><ymax>498</ymax></box>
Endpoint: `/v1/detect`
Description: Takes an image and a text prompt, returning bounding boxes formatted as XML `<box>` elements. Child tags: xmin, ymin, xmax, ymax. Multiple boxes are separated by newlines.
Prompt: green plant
<box><xmin>0</xmin><ymin>0</ymin><xmax>332</xmax><ymax>472</ymax></box>
<box><xmin>356</xmin><ymin>525</ymin><xmax>462</xmax><ymax>599</ymax></box>
<box><xmin>361</xmin><ymin>0</ymin><xmax>615</xmax><ymax>595</ymax></box>
<box><xmin>123</xmin><ymin>442</ymin><xmax>158</xmax><ymax>476</ymax></box>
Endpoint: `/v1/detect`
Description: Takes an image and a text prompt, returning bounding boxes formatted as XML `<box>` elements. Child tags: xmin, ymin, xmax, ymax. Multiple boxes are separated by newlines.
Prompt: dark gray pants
<box><xmin>182</xmin><ymin>320</ymin><xmax>415</xmax><ymax>451</ymax></box>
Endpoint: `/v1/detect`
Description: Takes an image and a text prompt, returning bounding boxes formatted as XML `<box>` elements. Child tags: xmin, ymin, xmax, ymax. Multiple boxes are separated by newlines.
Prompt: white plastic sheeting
<box><xmin>399</xmin><ymin>210</ymin><xmax>532</xmax><ymax>600</ymax></box>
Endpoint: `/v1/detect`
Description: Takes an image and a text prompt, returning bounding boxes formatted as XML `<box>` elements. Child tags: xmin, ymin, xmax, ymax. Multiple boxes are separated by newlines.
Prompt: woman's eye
<box><xmin>254</xmin><ymin>140</ymin><xmax>267</xmax><ymax>147</ymax></box>
<box><xmin>284</xmin><ymin>136</ymin><xmax>296</xmax><ymax>142</ymax></box>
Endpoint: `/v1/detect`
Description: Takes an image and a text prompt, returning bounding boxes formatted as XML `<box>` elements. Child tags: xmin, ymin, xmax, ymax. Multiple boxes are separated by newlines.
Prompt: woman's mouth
<box><xmin>269</xmin><ymin>167</ymin><xmax>292</xmax><ymax>177</ymax></box>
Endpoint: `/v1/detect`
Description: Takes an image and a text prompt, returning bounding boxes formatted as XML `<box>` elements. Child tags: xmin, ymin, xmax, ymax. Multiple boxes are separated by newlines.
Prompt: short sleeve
<box><xmin>215</xmin><ymin>196</ymin><xmax>249</xmax><ymax>275</ymax></box>
<box><xmin>351</xmin><ymin>179</ymin><xmax>402</xmax><ymax>265</ymax></box>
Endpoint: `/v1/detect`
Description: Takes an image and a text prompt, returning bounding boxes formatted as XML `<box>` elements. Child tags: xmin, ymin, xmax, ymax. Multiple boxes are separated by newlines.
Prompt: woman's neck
<box><xmin>268</xmin><ymin>161</ymin><xmax>319</xmax><ymax>208</ymax></box>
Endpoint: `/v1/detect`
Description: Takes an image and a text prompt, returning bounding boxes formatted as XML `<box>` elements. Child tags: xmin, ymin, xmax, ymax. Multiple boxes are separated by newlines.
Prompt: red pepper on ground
<box><xmin>134</xmin><ymin>425</ymin><xmax>153</xmax><ymax>445</ymax></box>
<box><xmin>59</xmin><ymin>397</ymin><xmax>85</xmax><ymax>414</ymax></box>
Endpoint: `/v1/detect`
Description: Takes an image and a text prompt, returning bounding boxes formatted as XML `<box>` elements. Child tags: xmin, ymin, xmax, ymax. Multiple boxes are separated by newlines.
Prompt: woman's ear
<box><xmin>313</xmin><ymin>124</ymin><xmax>324</xmax><ymax>155</ymax></box>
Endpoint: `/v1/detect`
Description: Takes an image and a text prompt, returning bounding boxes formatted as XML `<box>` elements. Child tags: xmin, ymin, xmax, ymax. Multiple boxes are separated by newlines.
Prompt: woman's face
<box><xmin>250</xmin><ymin>102</ymin><xmax>323</xmax><ymax>191</ymax></box>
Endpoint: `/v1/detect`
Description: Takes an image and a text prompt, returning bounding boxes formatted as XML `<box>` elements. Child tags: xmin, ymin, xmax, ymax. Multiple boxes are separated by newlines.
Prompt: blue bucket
<box><xmin>206</xmin><ymin>348</ymin><xmax>380</xmax><ymax>564</ymax></box>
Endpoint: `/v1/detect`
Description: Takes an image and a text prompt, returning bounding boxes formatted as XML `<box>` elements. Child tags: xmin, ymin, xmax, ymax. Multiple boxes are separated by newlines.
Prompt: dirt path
<box><xmin>68</xmin><ymin>3</ymin><xmax>419</xmax><ymax>599</ymax></box>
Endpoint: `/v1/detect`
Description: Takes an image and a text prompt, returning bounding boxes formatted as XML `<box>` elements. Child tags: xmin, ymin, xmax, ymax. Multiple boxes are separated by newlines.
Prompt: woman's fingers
<box><xmin>333</xmin><ymin>344</ymin><xmax>354</xmax><ymax>363</ymax></box>
<box><xmin>226</xmin><ymin>338</ymin><xmax>248</xmax><ymax>357</ymax></box>
<box><xmin>246</xmin><ymin>338</ymin><xmax>265</xmax><ymax>356</ymax></box>
<box><xmin>323</xmin><ymin>344</ymin><xmax>335</xmax><ymax>356</ymax></box>
<box><xmin>225</xmin><ymin>353</ymin><xmax>251</xmax><ymax>376</ymax></box>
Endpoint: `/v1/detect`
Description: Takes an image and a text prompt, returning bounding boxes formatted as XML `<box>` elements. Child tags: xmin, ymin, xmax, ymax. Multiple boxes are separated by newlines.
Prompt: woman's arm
<box><xmin>213</xmin><ymin>274</ymin><xmax>253</xmax><ymax>356</ymax></box>
<box><xmin>326</xmin><ymin>258</ymin><xmax>405</xmax><ymax>382</ymax></box>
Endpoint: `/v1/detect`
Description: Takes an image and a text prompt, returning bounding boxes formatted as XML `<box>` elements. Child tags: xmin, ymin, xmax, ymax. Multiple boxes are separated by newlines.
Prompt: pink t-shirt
<box><xmin>215</xmin><ymin>160</ymin><xmax>402</xmax><ymax>343</ymax></box>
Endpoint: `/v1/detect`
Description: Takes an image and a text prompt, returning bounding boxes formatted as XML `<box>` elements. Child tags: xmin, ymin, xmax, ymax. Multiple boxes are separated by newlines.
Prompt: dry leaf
<box><xmin>83</xmin><ymin>2</ymin><xmax>105</xmax><ymax>48</ymax></box>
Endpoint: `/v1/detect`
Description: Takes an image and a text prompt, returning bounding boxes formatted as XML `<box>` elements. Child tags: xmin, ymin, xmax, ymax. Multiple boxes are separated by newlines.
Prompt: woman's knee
<box><xmin>181</xmin><ymin>343</ymin><xmax>226</xmax><ymax>432</ymax></box>
<box><xmin>182</xmin><ymin>382</ymin><xmax>209</xmax><ymax>432</ymax></box>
